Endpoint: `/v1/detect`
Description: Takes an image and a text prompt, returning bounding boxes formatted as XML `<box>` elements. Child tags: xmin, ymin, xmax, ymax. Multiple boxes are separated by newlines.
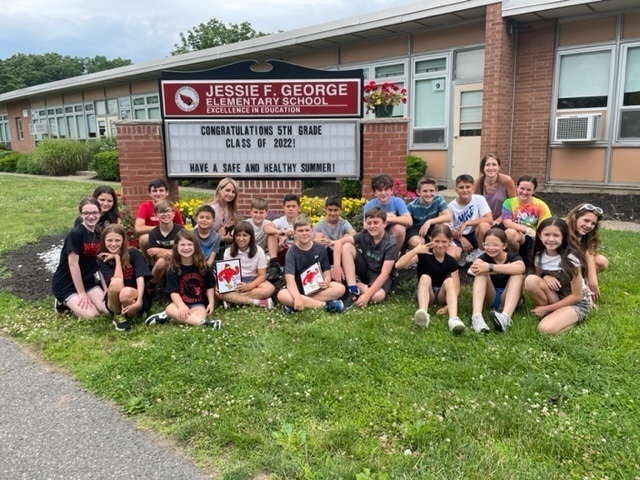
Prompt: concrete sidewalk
<box><xmin>0</xmin><ymin>336</ymin><xmax>210</xmax><ymax>480</ymax></box>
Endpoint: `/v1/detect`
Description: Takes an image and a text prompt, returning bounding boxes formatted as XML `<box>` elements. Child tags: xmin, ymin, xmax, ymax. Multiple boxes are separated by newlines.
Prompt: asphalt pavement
<box><xmin>0</xmin><ymin>336</ymin><xmax>210</xmax><ymax>480</ymax></box>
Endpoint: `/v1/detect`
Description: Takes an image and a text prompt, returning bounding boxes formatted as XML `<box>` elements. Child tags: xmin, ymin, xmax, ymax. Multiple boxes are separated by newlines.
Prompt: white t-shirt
<box><xmin>535</xmin><ymin>252</ymin><xmax>579</xmax><ymax>271</ymax></box>
<box><xmin>273</xmin><ymin>216</ymin><xmax>295</xmax><ymax>247</ymax></box>
<box><xmin>223</xmin><ymin>245</ymin><xmax>267</xmax><ymax>279</ymax></box>
<box><xmin>448</xmin><ymin>194</ymin><xmax>491</xmax><ymax>235</ymax></box>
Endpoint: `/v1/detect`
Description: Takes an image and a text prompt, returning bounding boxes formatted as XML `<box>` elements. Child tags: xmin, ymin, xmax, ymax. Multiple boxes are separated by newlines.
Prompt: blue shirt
<box><xmin>363</xmin><ymin>196</ymin><xmax>408</xmax><ymax>220</ymax></box>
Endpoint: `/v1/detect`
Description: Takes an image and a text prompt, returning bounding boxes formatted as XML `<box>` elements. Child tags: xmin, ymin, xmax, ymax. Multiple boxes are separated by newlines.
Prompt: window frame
<box><xmin>616</xmin><ymin>41</ymin><xmax>640</xmax><ymax>143</ymax></box>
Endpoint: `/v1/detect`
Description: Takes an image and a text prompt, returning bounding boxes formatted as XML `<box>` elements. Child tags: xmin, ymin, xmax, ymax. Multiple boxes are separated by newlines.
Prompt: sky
<box><xmin>0</xmin><ymin>0</ymin><xmax>417</xmax><ymax>64</ymax></box>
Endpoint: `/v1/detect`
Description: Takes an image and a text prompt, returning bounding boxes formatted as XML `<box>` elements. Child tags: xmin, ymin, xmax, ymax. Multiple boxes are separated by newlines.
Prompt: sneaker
<box><xmin>324</xmin><ymin>299</ymin><xmax>345</xmax><ymax>313</ymax></box>
<box><xmin>222</xmin><ymin>301</ymin><xmax>230</xmax><ymax>310</ymax></box>
<box><xmin>466</xmin><ymin>267</ymin><xmax>476</xmax><ymax>277</ymax></box>
<box><xmin>145</xmin><ymin>311</ymin><xmax>169</xmax><ymax>326</ymax></box>
<box><xmin>203</xmin><ymin>319</ymin><xmax>223</xmax><ymax>329</ymax></box>
<box><xmin>266</xmin><ymin>259</ymin><xmax>283</xmax><ymax>282</ymax></box>
<box><xmin>257</xmin><ymin>298</ymin><xmax>274</xmax><ymax>309</ymax></box>
<box><xmin>488</xmin><ymin>311</ymin><xmax>512</xmax><ymax>332</ymax></box>
<box><xmin>448</xmin><ymin>316</ymin><xmax>465</xmax><ymax>333</ymax></box>
<box><xmin>465</xmin><ymin>250</ymin><xmax>478</xmax><ymax>264</ymax></box>
<box><xmin>341</xmin><ymin>288</ymin><xmax>360</xmax><ymax>309</ymax></box>
<box><xmin>112</xmin><ymin>315</ymin><xmax>132</xmax><ymax>332</ymax></box>
<box><xmin>413</xmin><ymin>309</ymin><xmax>430</xmax><ymax>328</ymax></box>
<box><xmin>457</xmin><ymin>255</ymin><xmax>467</xmax><ymax>267</ymax></box>
<box><xmin>54</xmin><ymin>298</ymin><xmax>69</xmax><ymax>314</ymax></box>
<box><xmin>283</xmin><ymin>305</ymin><xmax>295</xmax><ymax>314</ymax></box>
<box><xmin>471</xmin><ymin>313</ymin><xmax>490</xmax><ymax>334</ymax></box>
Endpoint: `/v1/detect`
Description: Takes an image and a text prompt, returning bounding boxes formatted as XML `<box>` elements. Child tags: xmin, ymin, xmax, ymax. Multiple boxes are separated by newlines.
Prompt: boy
<box><xmin>276</xmin><ymin>214</ymin><xmax>346</xmax><ymax>313</ymax></box>
<box><xmin>263</xmin><ymin>194</ymin><xmax>300</xmax><ymax>267</ymax></box>
<box><xmin>313</xmin><ymin>195</ymin><xmax>356</xmax><ymax>261</ymax></box>
<box><xmin>406</xmin><ymin>176</ymin><xmax>451</xmax><ymax>249</ymax></box>
<box><xmin>246</xmin><ymin>198</ymin><xmax>280</xmax><ymax>279</ymax></box>
<box><xmin>193</xmin><ymin>204</ymin><xmax>221</xmax><ymax>268</ymax></box>
<box><xmin>333</xmin><ymin>207</ymin><xmax>398</xmax><ymax>307</ymax></box>
<box><xmin>135</xmin><ymin>178</ymin><xmax>184</xmax><ymax>261</ymax></box>
<box><xmin>448</xmin><ymin>174</ymin><xmax>493</xmax><ymax>263</ymax></box>
<box><xmin>363</xmin><ymin>174</ymin><xmax>412</xmax><ymax>249</ymax></box>
<box><xmin>146</xmin><ymin>200</ymin><xmax>184</xmax><ymax>293</ymax></box>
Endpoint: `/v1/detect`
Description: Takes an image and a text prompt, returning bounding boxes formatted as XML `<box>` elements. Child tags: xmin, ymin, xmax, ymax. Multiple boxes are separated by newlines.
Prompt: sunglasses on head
<box><xmin>578</xmin><ymin>204</ymin><xmax>603</xmax><ymax>215</ymax></box>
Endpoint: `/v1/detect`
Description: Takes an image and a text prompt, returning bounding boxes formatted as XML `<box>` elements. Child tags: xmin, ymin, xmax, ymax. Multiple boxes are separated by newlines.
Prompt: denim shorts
<box><xmin>490</xmin><ymin>288</ymin><xmax>505</xmax><ymax>311</ymax></box>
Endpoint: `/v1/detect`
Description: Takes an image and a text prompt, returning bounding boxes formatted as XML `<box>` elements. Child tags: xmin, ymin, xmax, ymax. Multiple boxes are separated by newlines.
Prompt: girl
<box><xmin>502</xmin><ymin>175</ymin><xmax>551</xmax><ymax>255</ymax></box>
<box><xmin>566</xmin><ymin>203</ymin><xmax>609</xmax><ymax>301</ymax></box>
<box><xmin>474</xmin><ymin>153</ymin><xmax>517</xmax><ymax>221</ymax></box>
<box><xmin>52</xmin><ymin>197</ymin><xmax>108</xmax><ymax>318</ymax></box>
<box><xmin>396</xmin><ymin>224</ymin><xmax>464</xmax><ymax>333</ymax></box>
<box><xmin>524</xmin><ymin>217</ymin><xmax>590</xmax><ymax>335</ymax></box>
<box><xmin>145</xmin><ymin>230</ymin><xmax>222</xmax><ymax>328</ymax></box>
<box><xmin>74</xmin><ymin>185</ymin><xmax>121</xmax><ymax>233</ymax></box>
<box><xmin>208</xmin><ymin>177</ymin><xmax>240</xmax><ymax>245</ymax></box>
<box><xmin>469</xmin><ymin>228</ymin><xmax>525</xmax><ymax>333</ymax></box>
<box><xmin>97</xmin><ymin>224</ymin><xmax>151</xmax><ymax>331</ymax></box>
<box><xmin>216</xmin><ymin>221</ymin><xmax>275</xmax><ymax>308</ymax></box>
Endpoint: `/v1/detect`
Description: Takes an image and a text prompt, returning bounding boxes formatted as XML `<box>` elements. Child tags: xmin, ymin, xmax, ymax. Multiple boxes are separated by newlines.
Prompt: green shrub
<box><xmin>93</xmin><ymin>151</ymin><xmax>120</xmax><ymax>181</ymax></box>
<box><xmin>0</xmin><ymin>143</ymin><xmax>8</xmax><ymax>151</ymax></box>
<box><xmin>0</xmin><ymin>152</ymin><xmax>21</xmax><ymax>172</ymax></box>
<box><xmin>36</xmin><ymin>139</ymin><xmax>93</xmax><ymax>176</ymax></box>
<box><xmin>86</xmin><ymin>138</ymin><xmax>117</xmax><ymax>166</ymax></box>
<box><xmin>0</xmin><ymin>150</ymin><xmax>15</xmax><ymax>159</ymax></box>
<box><xmin>406</xmin><ymin>154</ymin><xmax>427</xmax><ymax>191</ymax></box>
<box><xmin>340</xmin><ymin>179</ymin><xmax>362</xmax><ymax>198</ymax></box>
<box><xmin>16</xmin><ymin>153</ymin><xmax>44</xmax><ymax>175</ymax></box>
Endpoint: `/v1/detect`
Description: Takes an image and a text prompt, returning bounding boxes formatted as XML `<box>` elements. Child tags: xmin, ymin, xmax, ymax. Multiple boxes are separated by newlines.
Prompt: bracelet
<box><xmin>488</xmin><ymin>263</ymin><xmax>494</xmax><ymax>272</ymax></box>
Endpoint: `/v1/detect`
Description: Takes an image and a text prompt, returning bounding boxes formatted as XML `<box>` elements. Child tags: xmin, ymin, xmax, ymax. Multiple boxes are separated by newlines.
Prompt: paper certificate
<box><xmin>300</xmin><ymin>262</ymin><xmax>324</xmax><ymax>295</ymax></box>
<box><xmin>215</xmin><ymin>258</ymin><xmax>242</xmax><ymax>293</ymax></box>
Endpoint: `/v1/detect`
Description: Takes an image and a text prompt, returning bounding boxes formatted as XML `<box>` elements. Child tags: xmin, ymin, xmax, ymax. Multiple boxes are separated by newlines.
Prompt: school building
<box><xmin>1</xmin><ymin>0</ymin><xmax>639</xmax><ymax>191</ymax></box>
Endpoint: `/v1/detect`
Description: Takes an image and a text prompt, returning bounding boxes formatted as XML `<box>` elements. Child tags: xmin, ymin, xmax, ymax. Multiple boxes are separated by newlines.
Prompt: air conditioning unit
<box><xmin>554</xmin><ymin>114</ymin><xmax>602</xmax><ymax>142</ymax></box>
<box><xmin>28</xmin><ymin>123</ymin><xmax>50</xmax><ymax>135</ymax></box>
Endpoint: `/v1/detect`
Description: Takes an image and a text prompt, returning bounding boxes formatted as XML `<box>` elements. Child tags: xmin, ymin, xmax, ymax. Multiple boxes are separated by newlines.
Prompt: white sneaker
<box><xmin>413</xmin><ymin>309</ymin><xmax>430</xmax><ymax>328</ymax></box>
<box><xmin>457</xmin><ymin>255</ymin><xmax>467</xmax><ymax>267</ymax></box>
<box><xmin>488</xmin><ymin>311</ymin><xmax>512</xmax><ymax>332</ymax></box>
<box><xmin>448</xmin><ymin>316</ymin><xmax>465</xmax><ymax>333</ymax></box>
<box><xmin>471</xmin><ymin>313</ymin><xmax>490</xmax><ymax>334</ymax></box>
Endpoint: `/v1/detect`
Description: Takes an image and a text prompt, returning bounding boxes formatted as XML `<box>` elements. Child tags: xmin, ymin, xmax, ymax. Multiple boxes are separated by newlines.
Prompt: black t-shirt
<box><xmin>416</xmin><ymin>253</ymin><xmax>459</xmax><ymax>288</ymax></box>
<box><xmin>149</xmin><ymin>223</ymin><xmax>183</xmax><ymax>249</ymax></box>
<box><xmin>98</xmin><ymin>248</ymin><xmax>151</xmax><ymax>289</ymax></box>
<box><xmin>165</xmin><ymin>263</ymin><xmax>214</xmax><ymax>307</ymax></box>
<box><xmin>353</xmin><ymin>230</ymin><xmax>399</xmax><ymax>275</ymax></box>
<box><xmin>52</xmin><ymin>225</ymin><xmax>101</xmax><ymax>299</ymax></box>
<box><xmin>479</xmin><ymin>251</ymin><xmax>524</xmax><ymax>289</ymax></box>
<box><xmin>284</xmin><ymin>242</ymin><xmax>330</xmax><ymax>294</ymax></box>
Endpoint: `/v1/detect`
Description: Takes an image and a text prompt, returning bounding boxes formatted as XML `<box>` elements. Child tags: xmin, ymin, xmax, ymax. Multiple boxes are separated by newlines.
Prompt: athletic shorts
<box><xmin>104</xmin><ymin>290</ymin><xmax>152</xmax><ymax>315</ymax></box>
<box><xmin>453</xmin><ymin>231</ymin><xmax>478</xmax><ymax>249</ymax></box>
<box><xmin>490</xmin><ymin>287</ymin><xmax>505</xmax><ymax>311</ymax></box>
<box><xmin>354</xmin><ymin>250</ymin><xmax>393</xmax><ymax>295</ymax></box>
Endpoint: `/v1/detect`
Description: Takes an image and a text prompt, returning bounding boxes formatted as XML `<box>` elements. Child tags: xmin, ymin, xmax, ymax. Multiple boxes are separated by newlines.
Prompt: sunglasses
<box><xmin>578</xmin><ymin>204</ymin><xmax>603</xmax><ymax>215</ymax></box>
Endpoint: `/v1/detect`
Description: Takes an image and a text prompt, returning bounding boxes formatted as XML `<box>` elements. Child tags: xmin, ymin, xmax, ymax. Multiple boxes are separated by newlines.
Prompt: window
<box><xmin>15</xmin><ymin>117</ymin><xmax>24</xmax><ymax>140</ymax></box>
<box><xmin>339</xmin><ymin>61</ymin><xmax>406</xmax><ymax>117</ymax></box>
<box><xmin>0</xmin><ymin>114</ymin><xmax>10</xmax><ymax>144</ymax></box>
<box><xmin>620</xmin><ymin>44</ymin><xmax>640</xmax><ymax>140</ymax></box>
<box><xmin>557</xmin><ymin>50</ymin><xmax>611</xmax><ymax>109</ymax></box>
<box><xmin>413</xmin><ymin>55</ymin><xmax>449</xmax><ymax>145</ymax></box>
<box><xmin>132</xmin><ymin>94</ymin><xmax>161</xmax><ymax>120</ymax></box>
<box><xmin>455</xmin><ymin>49</ymin><xmax>484</xmax><ymax>81</ymax></box>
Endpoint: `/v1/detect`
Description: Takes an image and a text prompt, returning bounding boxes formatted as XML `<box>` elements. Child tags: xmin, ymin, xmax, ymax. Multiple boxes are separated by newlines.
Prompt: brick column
<box><xmin>115</xmin><ymin>120</ymin><xmax>179</xmax><ymax>213</ymax></box>
<box><xmin>481</xmin><ymin>3</ymin><xmax>516</xmax><ymax>168</ymax></box>
<box><xmin>236</xmin><ymin>180</ymin><xmax>302</xmax><ymax>215</ymax></box>
<box><xmin>361</xmin><ymin>118</ymin><xmax>409</xmax><ymax>198</ymax></box>
<box><xmin>510</xmin><ymin>19</ymin><xmax>556</xmax><ymax>184</ymax></box>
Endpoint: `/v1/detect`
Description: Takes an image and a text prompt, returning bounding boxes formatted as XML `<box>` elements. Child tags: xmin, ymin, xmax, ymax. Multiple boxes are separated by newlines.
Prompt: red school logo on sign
<box><xmin>162</xmin><ymin>79</ymin><xmax>361</xmax><ymax>118</ymax></box>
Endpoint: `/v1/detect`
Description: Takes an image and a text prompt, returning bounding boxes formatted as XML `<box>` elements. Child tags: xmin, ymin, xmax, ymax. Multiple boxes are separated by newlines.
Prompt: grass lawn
<box><xmin>1</xmin><ymin>174</ymin><xmax>639</xmax><ymax>479</ymax></box>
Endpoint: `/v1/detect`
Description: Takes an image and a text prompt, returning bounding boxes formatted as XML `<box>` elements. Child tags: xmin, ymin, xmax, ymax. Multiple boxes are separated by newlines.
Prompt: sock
<box><xmin>348</xmin><ymin>285</ymin><xmax>359</xmax><ymax>295</ymax></box>
<box><xmin>253</xmin><ymin>299</ymin><xmax>260</xmax><ymax>306</ymax></box>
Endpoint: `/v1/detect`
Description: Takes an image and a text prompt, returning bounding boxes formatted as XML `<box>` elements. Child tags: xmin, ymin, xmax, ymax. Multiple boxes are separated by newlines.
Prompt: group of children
<box><xmin>51</xmin><ymin>158</ymin><xmax>609</xmax><ymax>336</ymax></box>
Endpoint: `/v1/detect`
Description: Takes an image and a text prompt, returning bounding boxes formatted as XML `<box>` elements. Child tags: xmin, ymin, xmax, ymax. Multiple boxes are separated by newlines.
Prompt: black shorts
<box><xmin>354</xmin><ymin>250</ymin><xmax>393</xmax><ymax>295</ymax></box>
<box><xmin>406</xmin><ymin>224</ymin><xmax>436</xmax><ymax>242</ymax></box>
<box><xmin>104</xmin><ymin>290</ymin><xmax>152</xmax><ymax>315</ymax></box>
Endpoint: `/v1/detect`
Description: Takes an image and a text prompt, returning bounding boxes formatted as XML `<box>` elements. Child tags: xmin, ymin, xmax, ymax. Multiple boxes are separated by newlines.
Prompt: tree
<box><xmin>0</xmin><ymin>53</ymin><xmax>132</xmax><ymax>94</ymax></box>
<box><xmin>171</xmin><ymin>18</ymin><xmax>269</xmax><ymax>55</ymax></box>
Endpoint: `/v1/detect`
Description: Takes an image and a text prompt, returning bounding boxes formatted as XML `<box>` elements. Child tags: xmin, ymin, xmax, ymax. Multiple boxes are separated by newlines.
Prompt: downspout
<box><xmin>508</xmin><ymin>23</ymin><xmax>518</xmax><ymax>176</ymax></box>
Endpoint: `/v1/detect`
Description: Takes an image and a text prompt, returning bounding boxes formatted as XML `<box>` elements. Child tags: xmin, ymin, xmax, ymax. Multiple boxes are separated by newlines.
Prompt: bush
<box><xmin>406</xmin><ymin>154</ymin><xmax>427</xmax><ymax>191</ymax></box>
<box><xmin>0</xmin><ymin>152</ymin><xmax>21</xmax><ymax>172</ymax></box>
<box><xmin>36</xmin><ymin>139</ymin><xmax>93</xmax><ymax>176</ymax></box>
<box><xmin>340</xmin><ymin>179</ymin><xmax>362</xmax><ymax>198</ymax></box>
<box><xmin>86</xmin><ymin>138</ymin><xmax>117</xmax><ymax>166</ymax></box>
<box><xmin>93</xmin><ymin>151</ymin><xmax>120</xmax><ymax>181</ymax></box>
<box><xmin>0</xmin><ymin>143</ymin><xmax>8</xmax><ymax>151</ymax></box>
<box><xmin>16</xmin><ymin>153</ymin><xmax>43</xmax><ymax>175</ymax></box>
<box><xmin>300</xmin><ymin>195</ymin><xmax>366</xmax><ymax>231</ymax></box>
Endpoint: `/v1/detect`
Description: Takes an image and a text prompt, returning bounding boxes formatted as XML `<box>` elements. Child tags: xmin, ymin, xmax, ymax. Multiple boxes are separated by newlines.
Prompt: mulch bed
<box><xmin>1</xmin><ymin>192</ymin><xmax>636</xmax><ymax>302</ymax></box>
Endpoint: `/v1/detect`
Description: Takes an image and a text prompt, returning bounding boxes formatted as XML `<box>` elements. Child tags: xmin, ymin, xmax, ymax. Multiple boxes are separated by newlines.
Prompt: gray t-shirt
<box><xmin>313</xmin><ymin>218</ymin><xmax>354</xmax><ymax>241</ymax></box>
<box><xmin>353</xmin><ymin>230</ymin><xmax>398</xmax><ymax>275</ymax></box>
<box><xmin>284</xmin><ymin>242</ymin><xmax>330</xmax><ymax>294</ymax></box>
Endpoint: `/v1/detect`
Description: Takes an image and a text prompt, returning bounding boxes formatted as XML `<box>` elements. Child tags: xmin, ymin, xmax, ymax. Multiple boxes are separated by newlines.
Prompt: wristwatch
<box><xmin>488</xmin><ymin>264</ymin><xmax>494</xmax><ymax>272</ymax></box>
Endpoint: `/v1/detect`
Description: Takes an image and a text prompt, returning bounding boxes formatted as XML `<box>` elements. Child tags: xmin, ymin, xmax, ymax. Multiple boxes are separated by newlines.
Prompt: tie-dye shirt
<box><xmin>501</xmin><ymin>197</ymin><xmax>551</xmax><ymax>228</ymax></box>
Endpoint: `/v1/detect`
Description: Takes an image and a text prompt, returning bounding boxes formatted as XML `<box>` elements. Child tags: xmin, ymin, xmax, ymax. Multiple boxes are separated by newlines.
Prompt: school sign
<box><xmin>159</xmin><ymin>61</ymin><xmax>363</xmax><ymax>179</ymax></box>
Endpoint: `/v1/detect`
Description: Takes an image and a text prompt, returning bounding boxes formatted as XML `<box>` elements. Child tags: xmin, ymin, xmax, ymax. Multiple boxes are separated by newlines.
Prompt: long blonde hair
<box><xmin>209</xmin><ymin>177</ymin><xmax>239</xmax><ymax>222</ymax></box>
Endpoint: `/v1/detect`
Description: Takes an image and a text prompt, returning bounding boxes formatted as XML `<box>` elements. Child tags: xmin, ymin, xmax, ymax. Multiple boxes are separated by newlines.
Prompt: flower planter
<box><xmin>374</xmin><ymin>105</ymin><xmax>394</xmax><ymax>118</ymax></box>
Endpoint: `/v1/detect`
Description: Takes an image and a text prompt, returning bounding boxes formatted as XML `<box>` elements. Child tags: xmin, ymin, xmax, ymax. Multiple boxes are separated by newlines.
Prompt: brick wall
<box><xmin>481</xmin><ymin>3</ymin><xmax>516</xmax><ymax>168</ymax></box>
<box><xmin>6</xmin><ymin>100</ymin><xmax>34</xmax><ymax>154</ymax></box>
<box><xmin>361</xmin><ymin>118</ymin><xmax>409</xmax><ymax>197</ymax></box>
<box><xmin>510</xmin><ymin>19</ymin><xmax>556</xmax><ymax>184</ymax></box>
